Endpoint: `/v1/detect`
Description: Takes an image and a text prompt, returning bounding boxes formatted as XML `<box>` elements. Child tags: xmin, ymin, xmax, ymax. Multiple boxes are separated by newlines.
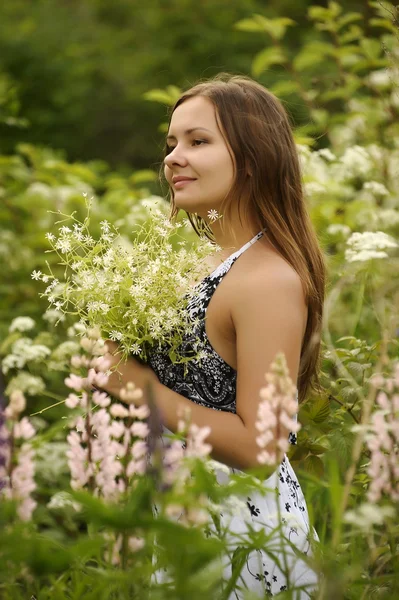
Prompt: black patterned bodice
<box><xmin>147</xmin><ymin>231</ymin><xmax>297</xmax><ymax>444</ymax></box>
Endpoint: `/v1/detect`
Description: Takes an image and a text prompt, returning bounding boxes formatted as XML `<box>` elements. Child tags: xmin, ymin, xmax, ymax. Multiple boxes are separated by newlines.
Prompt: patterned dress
<box><xmin>148</xmin><ymin>232</ymin><xmax>318</xmax><ymax>598</ymax></box>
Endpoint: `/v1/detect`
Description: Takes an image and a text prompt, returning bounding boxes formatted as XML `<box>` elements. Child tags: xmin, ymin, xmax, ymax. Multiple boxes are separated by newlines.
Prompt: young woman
<box><xmin>103</xmin><ymin>73</ymin><xmax>325</xmax><ymax>598</ymax></box>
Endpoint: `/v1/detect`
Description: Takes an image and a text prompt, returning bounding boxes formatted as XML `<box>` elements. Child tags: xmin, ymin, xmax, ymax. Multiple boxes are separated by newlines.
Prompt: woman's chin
<box><xmin>174</xmin><ymin>196</ymin><xmax>202</xmax><ymax>214</ymax></box>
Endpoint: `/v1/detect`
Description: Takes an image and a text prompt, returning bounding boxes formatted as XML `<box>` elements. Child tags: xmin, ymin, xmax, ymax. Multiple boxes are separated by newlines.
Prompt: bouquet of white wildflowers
<box><xmin>33</xmin><ymin>197</ymin><xmax>218</xmax><ymax>363</ymax></box>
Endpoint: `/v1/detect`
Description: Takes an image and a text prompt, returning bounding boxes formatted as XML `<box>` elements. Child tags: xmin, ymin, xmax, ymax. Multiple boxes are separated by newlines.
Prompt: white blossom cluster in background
<box><xmin>298</xmin><ymin>141</ymin><xmax>399</xmax><ymax>242</ymax></box>
<box><xmin>32</xmin><ymin>196</ymin><xmax>217</xmax><ymax>364</ymax></box>
<box><xmin>345</xmin><ymin>231</ymin><xmax>398</xmax><ymax>263</ymax></box>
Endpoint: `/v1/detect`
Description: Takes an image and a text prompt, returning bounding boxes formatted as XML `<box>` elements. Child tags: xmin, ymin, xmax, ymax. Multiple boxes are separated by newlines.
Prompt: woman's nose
<box><xmin>164</xmin><ymin>147</ymin><xmax>188</xmax><ymax>168</ymax></box>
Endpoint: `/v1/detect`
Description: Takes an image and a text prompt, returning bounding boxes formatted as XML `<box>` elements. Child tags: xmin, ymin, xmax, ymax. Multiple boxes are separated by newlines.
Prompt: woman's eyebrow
<box><xmin>166</xmin><ymin>127</ymin><xmax>213</xmax><ymax>141</ymax></box>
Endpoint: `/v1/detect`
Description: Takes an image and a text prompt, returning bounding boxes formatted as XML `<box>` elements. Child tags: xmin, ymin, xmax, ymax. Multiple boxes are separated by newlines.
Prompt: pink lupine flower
<box><xmin>185</xmin><ymin>424</ymin><xmax>212</xmax><ymax>458</ymax></box>
<box><xmin>110</xmin><ymin>404</ymin><xmax>129</xmax><ymax>418</ymax></box>
<box><xmin>165</xmin><ymin>503</ymin><xmax>184</xmax><ymax>519</ymax></box>
<box><xmin>131</xmin><ymin>440</ymin><xmax>148</xmax><ymax>459</ymax></box>
<box><xmin>128</xmin><ymin>536</ymin><xmax>145</xmax><ymax>552</ymax></box>
<box><xmin>129</xmin><ymin>404</ymin><xmax>150</xmax><ymax>420</ymax></box>
<box><xmin>126</xmin><ymin>458</ymin><xmax>147</xmax><ymax>477</ymax></box>
<box><xmin>71</xmin><ymin>355</ymin><xmax>88</xmax><ymax>368</ymax></box>
<box><xmin>255</xmin><ymin>353</ymin><xmax>300</xmax><ymax>466</ymax></box>
<box><xmin>5</xmin><ymin>390</ymin><xmax>26</xmax><ymax>419</ymax></box>
<box><xmin>90</xmin><ymin>355</ymin><xmax>112</xmax><ymax>373</ymax></box>
<box><xmin>120</xmin><ymin>382</ymin><xmax>144</xmax><ymax>404</ymax></box>
<box><xmin>65</xmin><ymin>393</ymin><xmax>80</xmax><ymax>409</ymax></box>
<box><xmin>130</xmin><ymin>422</ymin><xmax>149</xmax><ymax>438</ymax></box>
<box><xmin>80</xmin><ymin>337</ymin><xmax>97</xmax><ymax>353</ymax></box>
<box><xmin>163</xmin><ymin>440</ymin><xmax>185</xmax><ymax>466</ymax></box>
<box><xmin>109</xmin><ymin>421</ymin><xmax>125</xmax><ymax>439</ymax></box>
<box><xmin>366</xmin><ymin>364</ymin><xmax>399</xmax><ymax>503</ymax></box>
<box><xmin>0</xmin><ymin>410</ymin><xmax>9</xmax><ymax>493</ymax></box>
<box><xmin>10</xmin><ymin>443</ymin><xmax>37</xmax><ymax>521</ymax></box>
<box><xmin>13</xmin><ymin>417</ymin><xmax>35</xmax><ymax>440</ymax></box>
<box><xmin>93</xmin><ymin>371</ymin><xmax>109</xmax><ymax>388</ymax></box>
<box><xmin>65</xmin><ymin>373</ymin><xmax>85</xmax><ymax>392</ymax></box>
<box><xmin>66</xmin><ymin>430</ymin><xmax>91</xmax><ymax>490</ymax></box>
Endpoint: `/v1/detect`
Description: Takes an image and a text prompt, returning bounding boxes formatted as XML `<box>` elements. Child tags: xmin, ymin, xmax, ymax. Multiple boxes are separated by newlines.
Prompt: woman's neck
<box><xmin>208</xmin><ymin>217</ymin><xmax>259</xmax><ymax>252</ymax></box>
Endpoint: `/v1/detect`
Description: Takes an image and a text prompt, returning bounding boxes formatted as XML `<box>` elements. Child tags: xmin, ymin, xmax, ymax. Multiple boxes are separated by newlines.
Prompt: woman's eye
<box><xmin>165</xmin><ymin>140</ymin><xmax>207</xmax><ymax>154</ymax></box>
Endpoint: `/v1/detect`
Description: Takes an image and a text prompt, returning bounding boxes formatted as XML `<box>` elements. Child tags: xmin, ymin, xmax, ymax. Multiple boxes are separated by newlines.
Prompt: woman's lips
<box><xmin>174</xmin><ymin>179</ymin><xmax>196</xmax><ymax>189</ymax></box>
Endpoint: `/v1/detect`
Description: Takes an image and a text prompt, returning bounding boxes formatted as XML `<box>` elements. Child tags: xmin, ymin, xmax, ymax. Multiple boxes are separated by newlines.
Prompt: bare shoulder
<box><xmin>232</xmin><ymin>243</ymin><xmax>305</xmax><ymax>307</ymax></box>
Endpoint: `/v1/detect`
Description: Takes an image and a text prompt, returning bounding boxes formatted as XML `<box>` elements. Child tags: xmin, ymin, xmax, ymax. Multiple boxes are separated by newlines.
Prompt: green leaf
<box><xmin>308</xmin><ymin>443</ymin><xmax>329</xmax><ymax>456</ymax></box>
<box><xmin>338</xmin><ymin>24</ymin><xmax>363</xmax><ymax>45</ymax></box>
<box><xmin>234</xmin><ymin>17</ymin><xmax>266</xmax><ymax>33</ymax></box>
<box><xmin>330</xmin><ymin>428</ymin><xmax>354</xmax><ymax>469</ymax></box>
<box><xmin>293</xmin><ymin>42</ymin><xmax>332</xmax><ymax>71</ymax></box>
<box><xmin>129</xmin><ymin>169</ymin><xmax>158</xmax><ymax>184</ymax></box>
<box><xmin>142</xmin><ymin>88</ymin><xmax>177</xmax><ymax>106</ymax></box>
<box><xmin>308</xmin><ymin>397</ymin><xmax>330</xmax><ymax>423</ymax></box>
<box><xmin>310</xmin><ymin>109</ymin><xmax>329</xmax><ymax>126</ymax></box>
<box><xmin>0</xmin><ymin>331</ymin><xmax>21</xmax><ymax>354</ymax></box>
<box><xmin>165</xmin><ymin>85</ymin><xmax>182</xmax><ymax>102</ymax></box>
<box><xmin>360</xmin><ymin>38</ymin><xmax>383</xmax><ymax>60</ymax></box>
<box><xmin>303</xmin><ymin>455</ymin><xmax>324</xmax><ymax>478</ymax></box>
<box><xmin>308</xmin><ymin>2</ymin><xmax>342</xmax><ymax>23</ymax></box>
<box><xmin>336</xmin><ymin>12</ymin><xmax>363</xmax><ymax>31</ymax></box>
<box><xmin>251</xmin><ymin>47</ymin><xmax>287</xmax><ymax>77</ymax></box>
<box><xmin>289</xmin><ymin>444</ymin><xmax>310</xmax><ymax>461</ymax></box>
<box><xmin>369</xmin><ymin>18</ymin><xmax>397</xmax><ymax>33</ymax></box>
<box><xmin>270</xmin><ymin>80</ymin><xmax>300</xmax><ymax>96</ymax></box>
<box><xmin>235</xmin><ymin>15</ymin><xmax>295</xmax><ymax>39</ymax></box>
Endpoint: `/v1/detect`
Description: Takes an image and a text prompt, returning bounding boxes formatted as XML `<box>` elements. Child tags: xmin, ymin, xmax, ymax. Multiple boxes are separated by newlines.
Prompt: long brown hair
<box><xmin>163</xmin><ymin>73</ymin><xmax>326</xmax><ymax>402</ymax></box>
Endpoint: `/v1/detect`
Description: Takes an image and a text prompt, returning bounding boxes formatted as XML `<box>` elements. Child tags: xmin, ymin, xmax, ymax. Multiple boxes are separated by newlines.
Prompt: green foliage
<box><xmin>0</xmin><ymin>0</ymin><xmax>399</xmax><ymax>598</ymax></box>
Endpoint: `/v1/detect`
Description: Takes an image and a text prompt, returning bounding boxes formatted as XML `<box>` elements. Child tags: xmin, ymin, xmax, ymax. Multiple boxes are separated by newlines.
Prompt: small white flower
<box><xmin>45</xmin><ymin>233</ymin><xmax>55</xmax><ymax>242</ymax></box>
<box><xmin>317</xmin><ymin>148</ymin><xmax>336</xmax><ymax>161</ymax></box>
<box><xmin>9</xmin><ymin>317</ymin><xmax>36</xmax><ymax>333</ymax></box>
<box><xmin>363</xmin><ymin>181</ymin><xmax>389</xmax><ymax>196</ymax></box>
<box><xmin>305</xmin><ymin>182</ymin><xmax>325</xmax><ymax>195</ymax></box>
<box><xmin>207</xmin><ymin>209</ymin><xmax>220</xmax><ymax>222</ymax></box>
<box><xmin>340</xmin><ymin>145</ymin><xmax>371</xmax><ymax>178</ymax></box>
<box><xmin>100</xmin><ymin>220</ymin><xmax>111</xmax><ymax>233</ymax></box>
<box><xmin>367</xmin><ymin>69</ymin><xmax>392</xmax><ymax>89</ymax></box>
<box><xmin>130</xmin><ymin>343</ymin><xmax>141</xmax><ymax>355</ymax></box>
<box><xmin>55</xmin><ymin>238</ymin><xmax>72</xmax><ymax>253</ymax></box>
<box><xmin>345</xmin><ymin>231</ymin><xmax>398</xmax><ymax>263</ymax></box>
<box><xmin>42</xmin><ymin>309</ymin><xmax>65</xmax><ymax>324</ymax></box>
<box><xmin>109</xmin><ymin>330</ymin><xmax>123</xmax><ymax>341</ymax></box>
<box><xmin>31</xmin><ymin>270</ymin><xmax>42</xmax><ymax>281</ymax></box>
<box><xmin>327</xmin><ymin>224</ymin><xmax>351</xmax><ymax>237</ymax></box>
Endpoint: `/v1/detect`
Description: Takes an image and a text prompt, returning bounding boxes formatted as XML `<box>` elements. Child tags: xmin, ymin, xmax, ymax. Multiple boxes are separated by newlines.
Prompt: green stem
<box><xmin>30</xmin><ymin>398</ymin><xmax>66</xmax><ymax>416</ymax></box>
<box><xmin>352</xmin><ymin>275</ymin><xmax>366</xmax><ymax>336</ymax></box>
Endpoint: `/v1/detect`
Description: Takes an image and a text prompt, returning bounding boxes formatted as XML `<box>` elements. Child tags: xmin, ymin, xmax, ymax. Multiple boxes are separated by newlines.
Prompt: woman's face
<box><xmin>164</xmin><ymin>96</ymin><xmax>235</xmax><ymax>218</ymax></box>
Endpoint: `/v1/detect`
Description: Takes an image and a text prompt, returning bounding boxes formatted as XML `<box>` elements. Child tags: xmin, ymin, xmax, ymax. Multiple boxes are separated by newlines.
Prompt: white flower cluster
<box><xmin>345</xmin><ymin>231</ymin><xmax>398</xmax><ymax>263</ymax></box>
<box><xmin>2</xmin><ymin>338</ymin><xmax>51</xmax><ymax>374</ymax></box>
<box><xmin>5</xmin><ymin>372</ymin><xmax>45</xmax><ymax>396</ymax></box>
<box><xmin>34</xmin><ymin>197</ymin><xmax>217</xmax><ymax>363</ymax></box>
<box><xmin>339</xmin><ymin>145</ymin><xmax>371</xmax><ymax>179</ymax></box>
<box><xmin>9</xmin><ymin>317</ymin><xmax>36</xmax><ymax>333</ymax></box>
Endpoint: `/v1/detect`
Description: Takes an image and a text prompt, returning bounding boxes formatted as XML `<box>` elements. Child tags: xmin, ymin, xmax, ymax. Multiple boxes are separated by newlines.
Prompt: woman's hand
<box><xmin>102</xmin><ymin>340</ymin><xmax>157</xmax><ymax>404</ymax></box>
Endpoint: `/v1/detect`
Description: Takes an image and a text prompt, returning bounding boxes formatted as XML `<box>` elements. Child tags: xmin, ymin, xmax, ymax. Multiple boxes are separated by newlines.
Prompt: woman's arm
<box><xmin>102</xmin><ymin>346</ymin><xmax>252</xmax><ymax>470</ymax></box>
<box><xmin>103</xmin><ymin>263</ymin><xmax>306</xmax><ymax>471</ymax></box>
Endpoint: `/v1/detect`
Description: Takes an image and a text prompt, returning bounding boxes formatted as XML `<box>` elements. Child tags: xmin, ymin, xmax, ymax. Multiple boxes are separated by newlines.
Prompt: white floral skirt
<box><xmin>211</xmin><ymin>456</ymin><xmax>318</xmax><ymax>599</ymax></box>
<box><xmin>152</xmin><ymin>450</ymin><xmax>318</xmax><ymax>599</ymax></box>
